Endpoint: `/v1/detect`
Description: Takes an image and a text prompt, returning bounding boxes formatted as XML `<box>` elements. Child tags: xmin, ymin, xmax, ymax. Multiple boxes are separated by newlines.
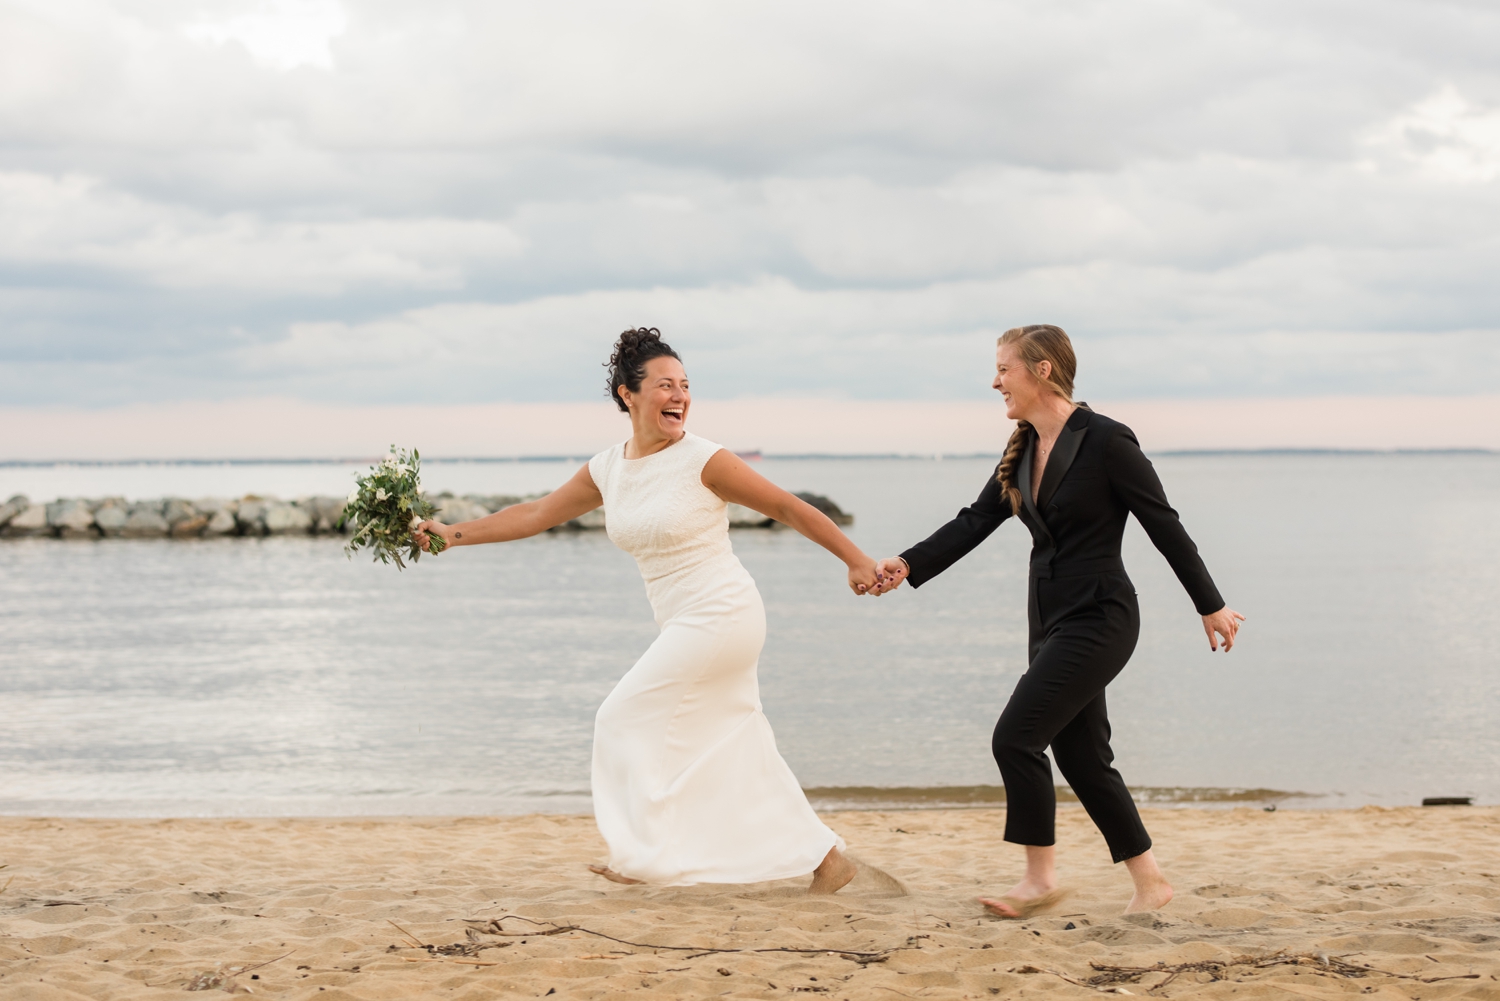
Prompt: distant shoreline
<box><xmin>1</xmin><ymin>447</ymin><xmax>1494</xmax><ymax>467</ymax></box>
<box><xmin>4</xmin><ymin>785</ymin><xmax>1473</xmax><ymax>817</ymax></box>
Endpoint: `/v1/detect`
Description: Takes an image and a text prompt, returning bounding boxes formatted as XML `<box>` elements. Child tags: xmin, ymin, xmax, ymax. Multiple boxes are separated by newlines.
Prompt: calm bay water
<box><xmin>1</xmin><ymin>453</ymin><xmax>1497</xmax><ymax>816</ymax></box>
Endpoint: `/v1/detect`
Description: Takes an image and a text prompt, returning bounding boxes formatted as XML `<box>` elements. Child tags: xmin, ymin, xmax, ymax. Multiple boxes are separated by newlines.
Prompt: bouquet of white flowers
<box><xmin>340</xmin><ymin>445</ymin><xmax>446</xmax><ymax>569</ymax></box>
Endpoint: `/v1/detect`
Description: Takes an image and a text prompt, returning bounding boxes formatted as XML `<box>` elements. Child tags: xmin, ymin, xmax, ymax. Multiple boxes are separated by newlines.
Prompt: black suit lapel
<box><xmin>1037</xmin><ymin>417</ymin><xmax>1088</xmax><ymax>511</ymax></box>
<box><xmin>1017</xmin><ymin>432</ymin><xmax>1049</xmax><ymax>537</ymax></box>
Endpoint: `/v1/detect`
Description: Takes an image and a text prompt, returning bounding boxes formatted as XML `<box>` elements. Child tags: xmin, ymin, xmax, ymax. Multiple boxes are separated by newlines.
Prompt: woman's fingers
<box><xmin>848</xmin><ymin>564</ymin><xmax>879</xmax><ymax>595</ymax></box>
<box><xmin>1221</xmin><ymin>608</ymin><xmax>1245</xmax><ymax>650</ymax></box>
<box><xmin>1206</xmin><ymin>609</ymin><xmax>1242</xmax><ymax>651</ymax></box>
<box><xmin>1203</xmin><ymin>607</ymin><xmax>1245</xmax><ymax>652</ymax></box>
<box><xmin>872</xmin><ymin>557</ymin><xmax>908</xmax><ymax>591</ymax></box>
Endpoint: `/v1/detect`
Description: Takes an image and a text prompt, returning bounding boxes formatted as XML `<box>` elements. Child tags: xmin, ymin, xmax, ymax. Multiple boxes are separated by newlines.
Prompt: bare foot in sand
<box><xmin>977</xmin><ymin>881</ymin><xmax>1069</xmax><ymax>919</ymax></box>
<box><xmin>809</xmin><ymin>846</ymin><xmax>857</xmax><ymax>894</ymax></box>
<box><xmin>1125</xmin><ymin>880</ymin><xmax>1173</xmax><ymax>913</ymax></box>
<box><xmin>977</xmin><ymin>845</ymin><xmax>1067</xmax><ymax>918</ymax></box>
<box><xmin>588</xmin><ymin>864</ymin><xmax>643</xmax><ymax>885</ymax></box>
<box><xmin>1123</xmin><ymin>849</ymin><xmax>1173</xmax><ymax>913</ymax></box>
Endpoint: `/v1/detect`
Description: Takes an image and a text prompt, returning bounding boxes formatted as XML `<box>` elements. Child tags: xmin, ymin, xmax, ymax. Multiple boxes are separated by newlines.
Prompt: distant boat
<box><xmin>734</xmin><ymin>450</ymin><xmax>763</xmax><ymax>461</ymax></box>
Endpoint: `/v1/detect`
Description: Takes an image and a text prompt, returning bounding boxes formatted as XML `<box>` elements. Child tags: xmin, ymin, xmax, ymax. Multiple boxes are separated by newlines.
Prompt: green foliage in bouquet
<box><xmin>340</xmin><ymin>445</ymin><xmax>446</xmax><ymax>570</ymax></box>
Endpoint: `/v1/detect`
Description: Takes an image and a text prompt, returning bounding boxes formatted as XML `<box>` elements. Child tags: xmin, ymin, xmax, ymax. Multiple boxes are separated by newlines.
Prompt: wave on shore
<box><xmin>803</xmin><ymin>785</ymin><xmax>1312</xmax><ymax>810</ymax></box>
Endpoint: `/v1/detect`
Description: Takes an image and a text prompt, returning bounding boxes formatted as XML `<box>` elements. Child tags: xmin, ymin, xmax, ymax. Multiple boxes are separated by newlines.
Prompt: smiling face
<box><xmin>617</xmin><ymin>355</ymin><xmax>690</xmax><ymax>440</ymax></box>
<box><xmin>993</xmin><ymin>341</ymin><xmax>1054</xmax><ymax>422</ymax></box>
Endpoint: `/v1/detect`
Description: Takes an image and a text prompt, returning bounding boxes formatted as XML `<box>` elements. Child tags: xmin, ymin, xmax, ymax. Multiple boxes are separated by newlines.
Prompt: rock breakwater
<box><xmin>0</xmin><ymin>491</ymin><xmax>852</xmax><ymax>539</ymax></box>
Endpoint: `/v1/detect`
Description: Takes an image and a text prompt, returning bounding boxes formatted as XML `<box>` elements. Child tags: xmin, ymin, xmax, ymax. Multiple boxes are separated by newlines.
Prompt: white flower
<box><xmin>347</xmin><ymin>488</ymin><xmax>359</xmax><ymax>504</ymax></box>
<box><xmin>375</xmin><ymin>488</ymin><xmax>388</xmax><ymax>501</ymax></box>
<box><xmin>410</xmin><ymin>514</ymin><xmax>424</xmax><ymax>531</ymax></box>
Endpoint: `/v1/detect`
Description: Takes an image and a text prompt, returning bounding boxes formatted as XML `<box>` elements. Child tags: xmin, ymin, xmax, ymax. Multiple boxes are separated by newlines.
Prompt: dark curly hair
<box><xmin>605</xmin><ymin>328</ymin><xmax>681</xmax><ymax>413</ymax></box>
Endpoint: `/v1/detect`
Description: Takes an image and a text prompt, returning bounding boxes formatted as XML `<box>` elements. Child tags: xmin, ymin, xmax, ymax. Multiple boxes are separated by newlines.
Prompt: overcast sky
<box><xmin>3</xmin><ymin>0</ymin><xmax>1498</xmax><ymax>411</ymax></box>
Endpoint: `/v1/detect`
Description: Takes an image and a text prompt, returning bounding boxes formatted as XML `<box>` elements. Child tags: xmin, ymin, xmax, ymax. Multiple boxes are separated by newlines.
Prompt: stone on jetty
<box><xmin>163</xmin><ymin>498</ymin><xmax>196</xmax><ymax>523</ymax></box>
<box><xmin>204</xmin><ymin>508</ymin><xmax>238</xmax><ymax>536</ymax></box>
<box><xmin>235</xmin><ymin>499</ymin><xmax>268</xmax><ymax>536</ymax></box>
<box><xmin>0</xmin><ymin>489</ymin><xmax>853</xmax><ymax>540</ymax></box>
<box><xmin>0</xmin><ymin>494</ymin><xmax>30</xmax><ymax>529</ymax></box>
<box><xmin>47</xmin><ymin>498</ymin><xmax>97</xmax><ymax>539</ymax></box>
<box><xmin>121</xmin><ymin>503</ymin><xmax>169</xmax><ymax>538</ymax></box>
<box><xmin>304</xmin><ymin>497</ymin><xmax>347</xmax><ymax>534</ymax></box>
<box><xmin>172</xmin><ymin>514</ymin><xmax>210</xmax><ymax>537</ymax></box>
<box><xmin>162</xmin><ymin>499</ymin><xmax>208</xmax><ymax>538</ymax></box>
<box><xmin>93</xmin><ymin>502</ymin><xmax>129</xmax><ymax>536</ymax></box>
<box><xmin>4</xmin><ymin>501</ymin><xmax>49</xmax><ymax>537</ymax></box>
<box><xmin>263</xmin><ymin>501</ymin><xmax>313</xmax><ymax>535</ymax></box>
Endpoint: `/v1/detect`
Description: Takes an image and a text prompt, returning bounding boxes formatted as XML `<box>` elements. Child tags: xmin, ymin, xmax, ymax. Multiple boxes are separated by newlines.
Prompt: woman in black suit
<box><xmin>873</xmin><ymin>325</ymin><xmax>1243</xmax><ymax>917</ymax></box>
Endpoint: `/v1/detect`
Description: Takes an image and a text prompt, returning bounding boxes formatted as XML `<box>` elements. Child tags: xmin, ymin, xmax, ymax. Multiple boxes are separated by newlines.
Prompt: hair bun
<box><xmin>605</xmin><ymin>328</ymin><xmax>681</xmax><ymax>413</ymax></box>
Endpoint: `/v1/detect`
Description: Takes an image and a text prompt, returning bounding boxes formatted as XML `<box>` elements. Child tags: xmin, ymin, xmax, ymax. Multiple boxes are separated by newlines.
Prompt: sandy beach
<box><xmin>2</xmin><ymin>806</ymin><xmax>1496</xmax><ymax>1000</ymax></box>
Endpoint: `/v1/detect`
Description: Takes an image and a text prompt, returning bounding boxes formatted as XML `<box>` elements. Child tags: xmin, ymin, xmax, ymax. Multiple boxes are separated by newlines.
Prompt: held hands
<box><xmin>852</xmin><ymin>555</ymin><xmax>906</xmax><ymax>594</ymax></box>
<box><xmin>1203</xmin><ymin>606</ymin><xmax>1246</xmax><ymax>652</ymax></box>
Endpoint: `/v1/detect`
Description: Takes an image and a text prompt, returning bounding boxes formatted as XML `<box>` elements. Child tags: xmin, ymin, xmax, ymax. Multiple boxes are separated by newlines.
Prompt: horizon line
<box><xmin>2</xmin><ymin>447</ymin><xmax>1496</xmax><ymax>468</ymax></box>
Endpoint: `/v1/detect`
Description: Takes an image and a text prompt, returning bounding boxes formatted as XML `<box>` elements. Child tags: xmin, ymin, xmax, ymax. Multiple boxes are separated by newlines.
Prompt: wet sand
<box><xmin>2</xmin><ymin>806</ymin><xmax>1497</xmax><ymax>999</ymax></box>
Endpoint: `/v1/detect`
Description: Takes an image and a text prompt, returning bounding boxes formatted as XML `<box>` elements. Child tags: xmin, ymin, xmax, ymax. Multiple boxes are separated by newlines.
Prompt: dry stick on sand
<box><xmin>386</xmin><ymin>920</ymin><xmax>427</xmax><ymax>949</ymax></box>
<box><xmin>172</xmin><ymin>951</ymin><xmax>292</xmax><ymax>992</ymax></box>
<box><xmin>1018</xmin><ymin>950</ymin><xmax>1481</xmax><ymax>994</ymax></box>
<box><xmin>386</xmin><ymin>919</ymin><xmax>517</xmax><ymax>959</ymax></box>
<box><xmin>461</xmin><ymin>914</ymin><xmax>905</xmax><ymax>964</ymax></box>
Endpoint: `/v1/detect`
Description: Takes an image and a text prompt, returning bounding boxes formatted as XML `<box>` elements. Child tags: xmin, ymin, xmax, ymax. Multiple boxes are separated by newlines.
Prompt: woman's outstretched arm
<box><xmin>873</xmin><ymin>464</ymin><xmax>1012</xmax><ymax>593</ymax></box>
<box><xmin>700</xmin><ymin>450</ymin><xmax>880</xmax><ymax>595</ymax></box>
<box><xmin>1104</xmin><ymin>425</ymin><xmax>1245</xmax><ymax>651</ymax></box>
<box><xmin>413</xmin><ymin>463</ymin><xmax>604</xmax><ymax>551</ymax></box>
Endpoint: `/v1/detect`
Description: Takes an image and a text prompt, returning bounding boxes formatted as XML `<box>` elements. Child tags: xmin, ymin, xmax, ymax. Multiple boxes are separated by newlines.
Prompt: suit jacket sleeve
<box><xmin>898</xmin><ymin>464</ymin><xmax>1012</xmax><ymax>588</ymax></box>
<box><xmin>1104</xmin><ymin>425</ymin><xmax>1225</xmax><ymax>615</ymax></box>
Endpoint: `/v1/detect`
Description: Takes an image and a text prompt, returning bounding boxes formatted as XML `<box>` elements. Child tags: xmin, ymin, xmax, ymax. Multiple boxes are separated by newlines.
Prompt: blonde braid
<box><xmin>995</xmin><ymin>420</ymin><xmax>1031</xmax><ymax>516</ymax></box>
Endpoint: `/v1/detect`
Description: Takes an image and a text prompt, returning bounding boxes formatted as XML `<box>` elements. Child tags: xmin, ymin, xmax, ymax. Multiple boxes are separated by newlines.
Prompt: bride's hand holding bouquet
<box><xmin>340</xmin><ymin>446</ymin><xmax>446</xmax><ymax>570</ymax></box>
<box><xmin>410</xmin><ymin>518</ymin><xmax>449</xmax><ymax>553</ymax></box>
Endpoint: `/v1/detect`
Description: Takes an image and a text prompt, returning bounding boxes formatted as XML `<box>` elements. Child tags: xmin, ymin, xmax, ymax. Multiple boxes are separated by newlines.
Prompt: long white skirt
<box><xmin>591</xmin><ymin>570</ymin><xmax>840</xmax><ymax>885</ymax></box>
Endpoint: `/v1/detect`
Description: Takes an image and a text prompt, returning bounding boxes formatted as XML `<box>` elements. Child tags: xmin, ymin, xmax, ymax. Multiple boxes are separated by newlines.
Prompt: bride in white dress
<box><xmin>415</xmin><ymin>328</ymin><xmax>884</xmax><ymax>893</ymax></box>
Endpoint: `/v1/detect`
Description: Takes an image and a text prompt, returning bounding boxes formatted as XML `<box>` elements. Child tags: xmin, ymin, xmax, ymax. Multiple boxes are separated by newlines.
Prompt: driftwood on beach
<box><xmin>0</xmin><ymin>491</ymin><xmax>852</xmax><ymax>540</ymax></box>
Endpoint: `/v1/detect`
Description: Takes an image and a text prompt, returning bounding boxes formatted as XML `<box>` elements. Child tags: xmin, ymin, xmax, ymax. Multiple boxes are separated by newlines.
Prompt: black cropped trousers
<box><xmin>992</xmin><ymin>568</ymin><xmax>1151</xmax><ymax>863</ymax></box>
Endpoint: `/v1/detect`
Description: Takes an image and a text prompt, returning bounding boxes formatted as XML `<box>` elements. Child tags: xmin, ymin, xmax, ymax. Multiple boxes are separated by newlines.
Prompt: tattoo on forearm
<box><xmin>455</xmin><ymin>532</ymin><xmax>463</xmax><ymax>539</ymax></box>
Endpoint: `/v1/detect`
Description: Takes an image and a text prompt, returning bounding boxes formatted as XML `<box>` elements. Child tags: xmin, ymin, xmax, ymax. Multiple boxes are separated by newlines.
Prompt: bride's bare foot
<box><xmin>1125</xmin><ymin>878</ymin><xmax>1173</xmax><ymax>913</ymax></box>
<box><xmin>808</xmin><ymin>847</ymin><xmax>857</xmax><ymax>895</ymax></box>
<box><xmin>588</xmin><ymin>864</ymin><xmax>643</xmax><ymax>885</ymax></box>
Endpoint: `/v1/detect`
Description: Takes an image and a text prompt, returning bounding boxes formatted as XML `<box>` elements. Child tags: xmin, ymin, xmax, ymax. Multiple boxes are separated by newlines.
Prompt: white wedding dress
<box><xmin>587</xmin><ymin>431</ymin><xmax>841</xmax><ymax>885</ymax></box>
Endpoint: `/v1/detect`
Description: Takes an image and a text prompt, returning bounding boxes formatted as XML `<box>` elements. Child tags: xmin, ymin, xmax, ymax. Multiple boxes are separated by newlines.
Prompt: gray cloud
<box><xmin>1</xmin><ymin>0</ymin><xmax>1497</xmax><ymax>407</ymax></box>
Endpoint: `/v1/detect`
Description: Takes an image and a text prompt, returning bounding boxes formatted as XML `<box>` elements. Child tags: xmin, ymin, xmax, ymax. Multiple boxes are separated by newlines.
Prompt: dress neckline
<box><xmin>622</xmin><ymin>432</ymin><xmax>689</xmax><ymax>462</ymax></box>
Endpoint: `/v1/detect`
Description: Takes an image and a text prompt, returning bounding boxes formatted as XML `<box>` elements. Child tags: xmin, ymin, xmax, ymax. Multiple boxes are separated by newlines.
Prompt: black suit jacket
<box><xmin>899</xmin><ymin>407</ymin><xmax>1224</xmax><ymax>616</ymax></box>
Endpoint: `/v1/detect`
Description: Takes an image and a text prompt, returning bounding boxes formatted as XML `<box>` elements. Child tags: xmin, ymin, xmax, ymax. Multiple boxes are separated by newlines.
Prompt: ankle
<box><xmin>1014</xmin><ymin>873</ymin><xmax>1057</xmax><ymax>894</ymax></box>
